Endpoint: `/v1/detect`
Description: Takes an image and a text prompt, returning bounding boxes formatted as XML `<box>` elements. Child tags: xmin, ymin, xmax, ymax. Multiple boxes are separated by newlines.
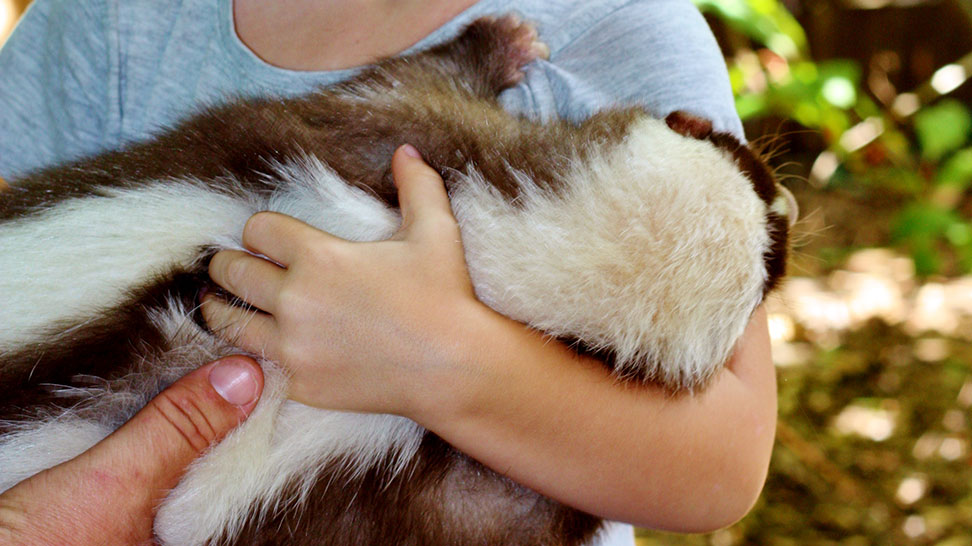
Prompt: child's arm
<box><xmin>203</xmin><ymin>145</ymin><xmax>776</xmax><ymax>533</ymax></box>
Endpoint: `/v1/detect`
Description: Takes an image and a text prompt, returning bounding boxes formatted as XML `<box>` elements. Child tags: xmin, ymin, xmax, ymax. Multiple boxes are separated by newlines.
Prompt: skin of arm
<box><xmin>203</xmin><ymin>145</ymin><xmax>777</xmax><ymax>533</ymax></box>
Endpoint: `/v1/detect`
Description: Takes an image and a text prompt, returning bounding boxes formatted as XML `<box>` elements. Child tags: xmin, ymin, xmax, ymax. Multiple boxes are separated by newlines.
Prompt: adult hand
<box><xmin>0</xmin><ymin>356</ymin><xmax>264</xmax><ymax>545</ymax></box>
<box><xmin>203</xmin><ymin>144</ymin><xmax>477</xmax><ymax>418</ymax></box>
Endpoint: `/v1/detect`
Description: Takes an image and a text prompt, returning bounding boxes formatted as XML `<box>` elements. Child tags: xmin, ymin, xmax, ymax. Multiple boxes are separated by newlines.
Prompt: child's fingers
<box><xmin>208</xmin><ymin>249</ymin><xmax>286</xmax><ymax>313</ymax></box>
<box><xmin>391</xmin><ymin>145</ymin><xmax>454</xmax><ymax>230</ymax></box>
<box><xmin>242</xmin><ymin>211</ymin><xmax>342</xmax><ymax>266</ymax></box>
<box><xmin>200</xmin><ymin>295</ymin><xmax>277</xmax><ymax>354</ymax></box>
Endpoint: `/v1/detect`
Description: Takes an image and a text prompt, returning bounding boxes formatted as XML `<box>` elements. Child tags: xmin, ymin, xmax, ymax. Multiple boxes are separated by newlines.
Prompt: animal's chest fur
<box><xmin>0</xmin><ymin>15</ymin><xmax>791</xmax><ymax>546</ymax></box>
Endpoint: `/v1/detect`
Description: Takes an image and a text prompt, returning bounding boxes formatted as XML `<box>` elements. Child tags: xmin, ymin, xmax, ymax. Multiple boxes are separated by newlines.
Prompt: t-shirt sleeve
<box><xmin>0</xmin><ymin>0</ymin><xmax>113</xmax><ymax>180</ymax></box>
<box><xmin>502</xmin><ymin>0</ymin><xmax>744</xmax><ymax>139</ymax></box>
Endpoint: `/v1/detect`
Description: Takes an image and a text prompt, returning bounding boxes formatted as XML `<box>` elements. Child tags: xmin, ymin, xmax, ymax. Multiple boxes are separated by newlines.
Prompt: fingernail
<box><xmin>209</xmin><ymin>357</ymin><xmax>259</xmax><ymax>406</ymax></box>
<box><xmin>400</xmin><ymin>144</ymin><xmax>422</xmax><ymax>159</ymax></box>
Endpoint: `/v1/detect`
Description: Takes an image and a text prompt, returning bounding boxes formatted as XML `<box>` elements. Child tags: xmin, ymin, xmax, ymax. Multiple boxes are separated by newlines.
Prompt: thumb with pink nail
<box><xmin>0</xmin><ymin>356</ymin><xmax>264</xmax><ymax>544</ymax></box>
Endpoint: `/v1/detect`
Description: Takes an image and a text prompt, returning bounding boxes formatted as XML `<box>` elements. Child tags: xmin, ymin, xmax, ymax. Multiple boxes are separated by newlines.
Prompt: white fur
<box><xmin>3</xmin><ymin>116</ymin><xmax>777</xmax><ymax>543</ymax></box>
<box><xmin>262</xmin><ymin>155</ymin><xmax>401</xmax><ymax>242</ymax></box>
<box><xmin>0</xmin><ymin>179</ymin><xmax>255</xmax><ymax>350</ymax></box>
<box><xmin>145</xmin><ymin>161</ymin><xmax>417</xmax><ymax>543</ymax></box>
<box><xmin>451</xmin><ymin>116</ymin><xmax>770</xmax><ymax>386</ymax></box>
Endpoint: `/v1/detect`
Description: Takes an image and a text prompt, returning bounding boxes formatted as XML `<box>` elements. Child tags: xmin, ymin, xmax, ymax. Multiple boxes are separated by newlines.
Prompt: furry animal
<box><xmin>0</xmin><ymin>15</ymin><xmax>794</xmax><ymax>546</ymax></box>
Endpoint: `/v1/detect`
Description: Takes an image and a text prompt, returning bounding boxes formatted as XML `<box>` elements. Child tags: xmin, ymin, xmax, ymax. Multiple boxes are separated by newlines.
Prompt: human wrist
<box><xmin>402</xmin><ymin>298</ymin><xmax>508</xmax><ymax>428</ymax></box>
<box><xmin>404</xmin><ymin>296</ymin><xmax>581</xmax><ymax>438</ymax></box>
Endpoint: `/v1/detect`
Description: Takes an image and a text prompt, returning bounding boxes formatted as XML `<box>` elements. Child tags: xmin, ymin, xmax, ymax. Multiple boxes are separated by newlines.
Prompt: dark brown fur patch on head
<box><xmin>763</xmin><ymin>213</ymin><xmax>790</xmax><ymax>295</ymax></box>
<box><xmin>707</xmin><ymin>133</ymin><xmax>778</xmax><ymax>206</ymax></box>
<box><xmin>664</xmin><ymin>111</ymin><xmax>713</xmax><ymax>140</ymax></box>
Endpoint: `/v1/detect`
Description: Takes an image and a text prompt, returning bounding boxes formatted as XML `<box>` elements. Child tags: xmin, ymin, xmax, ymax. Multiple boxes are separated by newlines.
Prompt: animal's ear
<box><xmin>665</xmin><ymin>111</ymin><xmax>713</xmax><ymax>140</ymax></box>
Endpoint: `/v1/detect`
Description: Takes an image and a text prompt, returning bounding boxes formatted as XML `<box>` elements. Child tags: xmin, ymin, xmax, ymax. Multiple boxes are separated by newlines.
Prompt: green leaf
<box><xmin>893</xmin><ymin>203</ymin><xmax>967</xmax><ymax>275</ymax></box>
<box><xmin>821</xmin><ymin>77</ymin><xmax>856</xmax><ymax>109</ymax></box>
<box><xmin>813</xmin><ymin>61</ymin><xmax>857</xmax><ymax>107</ymax></box>
<box><xmin>910</xmin><ymin>240</ymin><xmax>942</xmax><ymax>276</ymax></box>
<box><xmin>958</xmin><ymin>240</ymin><xmax>972</xmax><ymax>273</ymax></box>
<box><xmin>892</xmin><ymin>203</ymin><xmax>961</xmax><ymax>241</ymax></box>
<box><xmin>945</xmin><ymin>222</ymin><xmax>972</xmax><ymax>247</ymax></box>
<box><xmin>914</xmin><ymin>100</ymin><xmax>972</xmax><ymax>161</ymax></box>
<box><xmin>936</xmin><ymin>147</ymin><xmax>972</xmax><ymax>189</ymax></box>
<box><xmin>736</xmin><ymin>93</ymin><xmax>769</xmax><ymax>120</ymax></box>
<box><xmin>791</xmin><ymin>61</ymin><xmax>819</xmax><ymax>85</ymax></box>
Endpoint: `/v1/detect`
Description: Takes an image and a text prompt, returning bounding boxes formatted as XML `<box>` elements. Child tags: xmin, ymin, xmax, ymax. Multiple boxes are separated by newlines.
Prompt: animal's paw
<box><xmin>465</xmin><ymin>15</ymin><xmax>550</xmax><ymax>88</ymax></box>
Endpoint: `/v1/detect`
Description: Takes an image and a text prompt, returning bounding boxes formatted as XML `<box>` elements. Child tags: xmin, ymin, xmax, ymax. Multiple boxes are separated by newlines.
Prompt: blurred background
<box><xmin>3</xmin><ymin>0</ymin><xmax>972</xmax><ymax>543</ymax></box>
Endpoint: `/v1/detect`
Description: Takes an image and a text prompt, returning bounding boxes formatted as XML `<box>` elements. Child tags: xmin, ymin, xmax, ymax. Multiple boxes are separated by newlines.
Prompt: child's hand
<box><xmin>203</xmin><ymin>145</ymin><xmax>481</xmax><ymax>417</ymax></box>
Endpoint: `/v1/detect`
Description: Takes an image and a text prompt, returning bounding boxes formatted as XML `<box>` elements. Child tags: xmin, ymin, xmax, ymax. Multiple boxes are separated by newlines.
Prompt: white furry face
<box><xmin>451</xmin><ymin>116</ymin><xmax>772</xmax><ymax>388</ymax></box>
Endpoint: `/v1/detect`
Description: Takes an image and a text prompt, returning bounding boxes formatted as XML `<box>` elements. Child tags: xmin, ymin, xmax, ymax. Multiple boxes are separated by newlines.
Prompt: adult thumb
<box><xmin>0</xmin><ymin>357</ymin><xmax>263</xmax><ymax>545</ymax></box>
<box><xmin>85</xmin><ymin>355</ymin><xmax>264</xmax><ymax>500</ymax></box>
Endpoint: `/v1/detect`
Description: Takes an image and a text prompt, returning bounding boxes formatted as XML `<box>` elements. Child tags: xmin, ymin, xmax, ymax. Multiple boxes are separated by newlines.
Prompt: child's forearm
<box><xmin>412</xmin><ymin>304</ymin><xmax>777</xmax><ymax>533</ymax></box>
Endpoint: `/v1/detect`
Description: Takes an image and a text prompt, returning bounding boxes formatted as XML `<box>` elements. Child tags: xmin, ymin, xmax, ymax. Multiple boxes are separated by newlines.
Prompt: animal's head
<box><xmin>452</xmin><ymin>110</ymin><xmax>797</xmax><ymax>391</ymax></box>
<box><xmin>664</xmin><ymin>110</ymin><xmax>797</xmax><ymax>297</ymax></box>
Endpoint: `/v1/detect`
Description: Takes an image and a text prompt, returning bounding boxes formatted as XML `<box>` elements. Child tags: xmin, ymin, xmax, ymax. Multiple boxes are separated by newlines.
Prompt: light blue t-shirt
<box><xmin>0</xmin><ymin>0</ymin><xmax>742</xmax><ymax>179</ymax></box>
<box><xmin>0</xmin><ymin>1</ymin><xmax>743</xmax><ymax>543</ymax></box>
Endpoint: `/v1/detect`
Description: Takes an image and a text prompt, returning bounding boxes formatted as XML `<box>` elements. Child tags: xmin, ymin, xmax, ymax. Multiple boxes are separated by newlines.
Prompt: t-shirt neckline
<box><xmin>217</xmin><ymin>0</ymin><xmax>496</xmax><ymax>85</ymax></box>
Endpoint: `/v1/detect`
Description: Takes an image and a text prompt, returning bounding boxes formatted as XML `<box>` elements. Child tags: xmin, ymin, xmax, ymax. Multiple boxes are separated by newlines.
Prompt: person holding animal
<box><xmin>0</xmin><ymin>1</ymin><xmax>778</xmax><ymax>544</ymax></box>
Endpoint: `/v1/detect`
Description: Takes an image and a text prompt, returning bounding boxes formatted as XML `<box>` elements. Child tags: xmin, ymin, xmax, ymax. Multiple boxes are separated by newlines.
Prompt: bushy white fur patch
<box><xmin>153</xmin><ymin>308</ymin><xmax>424</xmax><ymax>544</ymax></box>
<box><xmin>0</xmin><ymin>180</ymin><xmax>254</xmax><ymax>350</ymax></box>
<box><xmin>452</xmin><ymin>116</ymin><xmax>770</xmax><ymax>387</ymax></box>
<box><xmin>263</xmin><ymin>155</ymin><xmax>401</xmax><ymax>242</ymax></box>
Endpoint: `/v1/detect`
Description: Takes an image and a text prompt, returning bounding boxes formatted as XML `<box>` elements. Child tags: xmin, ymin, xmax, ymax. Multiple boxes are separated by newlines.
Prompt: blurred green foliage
<box><xmin>693</xmin><ymin>0</ymin><xmax>972</xmax><ymax>277</ymax></box>
<box><xmin>639</xmin><ymin>323</ymin><xmax>972</xmax><ymax>544</ymax></box>
<box><xmin>693</xmin><ymin>0</ymin><xmax>809</xmax><ymax>59</ymax></box>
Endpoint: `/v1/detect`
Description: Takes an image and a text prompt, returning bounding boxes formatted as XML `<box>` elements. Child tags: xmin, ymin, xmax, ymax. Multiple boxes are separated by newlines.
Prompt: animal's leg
<box><xmin>422</xmin><ymin>14</ymin><xmax>550</xmax><ymax>96</ymax></box>
<box><xmin>335</xmin><ymin>14</ymin><xmax>550</xmax><ymax>103</ymax></box>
